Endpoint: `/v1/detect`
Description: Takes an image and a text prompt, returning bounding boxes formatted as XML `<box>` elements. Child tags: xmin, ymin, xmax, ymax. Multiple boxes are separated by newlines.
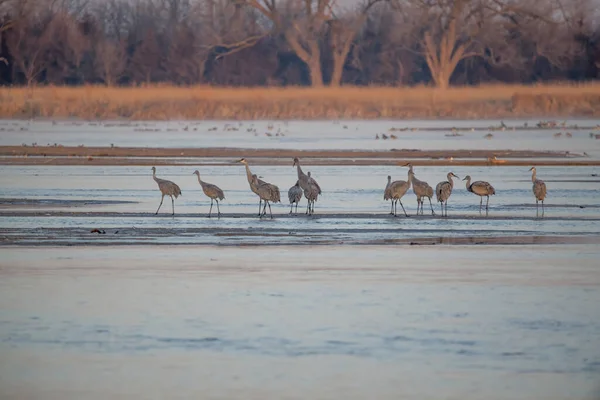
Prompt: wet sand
<box><xmin>1</xmin><ymin>146</ymin><xmax>596</xmax><ymax>166</ymax></box>
<box><xmin>2</xmin><ymin>211</ymin><xmax>599</xmax><ymax>247</ymax></box>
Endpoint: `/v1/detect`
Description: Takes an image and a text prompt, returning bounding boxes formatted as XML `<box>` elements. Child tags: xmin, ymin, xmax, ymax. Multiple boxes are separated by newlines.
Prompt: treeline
<box><xmin>0</xmin><ymin>0</ymin><xmax>599</xmax><ymax>88</ymax></box>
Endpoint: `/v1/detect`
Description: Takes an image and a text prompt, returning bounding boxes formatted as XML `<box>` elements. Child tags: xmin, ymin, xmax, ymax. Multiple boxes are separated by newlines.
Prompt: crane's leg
<box><xmin>262</xmin><ymin>201</ymin><xmax>268</xmax><ymax>217</ymax></box>
<box><xmin>535</xmin><ymin>199</ymin><xmax>538</xmax><ymax>217</ymax></box>
<box><xmin>155</xmin><ymin>194</ymin><xmax>165</xmax><ymax>215</ymax></box>
<box><xmin>306</xmin><ymin>201</ymin><xmax>310</xmax><ymax>215</ymax></box>
<box><xmin>479</xmin><ymin>196</ymin><xmax>483</xmax><ymax>214</ymax></box>
<box><xmin>208</xmin><ymin>198</ymin><xmax>213</xmax><ymax>218</ymax></box>
<box><xmin>268</xmin><ymin>202</ymin><xmax>273</xmax><ymax>219</ymax></box>
<box><xmin>171</xmin><ymin>195</ymin><xmax>175</xmax><ymax>216</ymax></box>
<box><xmin>290</xmin><ymin>202</ymin><xmax>293</xmax><ymax>215</ymax></box>
<box><xmin>393</xmin><ymin>200</ymin><xmax>397</xmax><ymax>216</ymax></box>
<box><xmin>428</xmin><ymin>197</ymin><xmax>435</xmax><ymax>215</ymax></box>
<box><xmin>399</xmin><ymin>200</ymin><xmax>408</xmax><ymax>217</ymax></box>
<box><xmin>541</xmin><ymin>200</ymin><xmax>544</xmax><ymax>217</ymax></box>
<box><xmin>390</xmin><ymin>201</ymin><xmax>394</xmax><ymax>215</ymax></box>
<box><xmin>439</xmin><ymin>201</ymin><xmax>444</xmax><ymax>217</ymax></box>
<box><xmin>311</xmin><ymin>199</ymin><xmax>315</xmax><ymax>214</ymax></box>
<box><xmin>216</xmin><ymin>200</ymin><xmax>221</xmax><ymax>218</ymax></box>
<box><xmin>445</xmin><ymin>200</ymin><xmax>449</xmax><ymax>217</ymax></box>
<box><xmin>415</xmin><ymin>198</ymin><xmax>420</xmax><ymax>216</ymax></box>
<box><xmin>258</xmin><ymin>199</ymin><xmax>262</xmax><ymax>217</ymax></box>
<box><xmin>485</xmin><ymin>195</ymin><xmax>490</xmax><ymax>215</ymax></box>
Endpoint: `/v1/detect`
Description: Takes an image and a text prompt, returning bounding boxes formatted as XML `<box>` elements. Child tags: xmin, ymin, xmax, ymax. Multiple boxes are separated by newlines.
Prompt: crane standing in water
<box><xmin>293</xmin><ymin>157</ymin><xmax>322</xmax><ymax>214</ymax></box>
<box><xmin>238</xmin><ymin>158</ymin><xmax>280</xmax><ymax>216</ymax></box>
<box><xmin>193</xmin><ymin>170</ymin><xmax>225</xmax><ymax>218</ymax></box>
<box><xmin>252</xmin><ymin>174</ymin><xmax>279</xmax><ymax>219</ymax></box>
<box><xmin>435</xmin><ymin>172</ymin><xmax>460</xmax><ymax>217</ymax></box>
<box><xmin>529</xmin><ymin>166</ymin><xmax>547</xmax><ymax>217</ymax></box>
<box><xmin>383</xmin><ymin>167</ymin><xmax>412</xmax><ymax>217</ymax></box>
<box><xmin>406</xmin><ymin>163</ymin><xmax>435</xmax><ymax>215</ymax></box>
<box><xmin>303</xmin><ymin>171</ymin><xmax>320</xmax><ymax>215</ymax></box>
<box><xmin>463</xmin><ymin>175</ymin><xmax>495</xmax><ymax>215</ymax></box>
<box><xmin>151</xmin><ymin>166</ymin><xmax>182</xmax><ymax>215</ymax></box>
<box><xmin>288</xmin><ymin>181</ymin><xmax>303</xmax><ymax>215</ymax></box>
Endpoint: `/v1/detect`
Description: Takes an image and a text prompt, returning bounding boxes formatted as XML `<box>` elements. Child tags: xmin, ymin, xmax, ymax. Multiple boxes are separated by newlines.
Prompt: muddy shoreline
<box><xmin>2</xmin><ymin>232</ymin><xmax>597</xmax><ymax>247</ymax></box>
<box><xmin>1</xmin><ymin>146</ymin><xmax>596</xmax><ymax>166</ymax></box>
<box><xmin>2</xmin><ymin>211</ymin><xmax>599</xmax><ymax>247</ymax></box>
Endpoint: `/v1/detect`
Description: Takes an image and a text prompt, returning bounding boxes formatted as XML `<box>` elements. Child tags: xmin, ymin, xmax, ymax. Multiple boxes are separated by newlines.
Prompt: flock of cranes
<box><xmin>151</xmin><ymin>158</ymin><xmax>547</xmax><ymax>218</ymax></box>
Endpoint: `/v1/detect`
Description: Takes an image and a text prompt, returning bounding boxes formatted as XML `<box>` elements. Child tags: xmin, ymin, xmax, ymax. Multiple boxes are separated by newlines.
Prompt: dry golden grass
<box><xmin>1</xmin><ymin>83</ymin><xmax>600</xmax><ymax>119</ymax></box>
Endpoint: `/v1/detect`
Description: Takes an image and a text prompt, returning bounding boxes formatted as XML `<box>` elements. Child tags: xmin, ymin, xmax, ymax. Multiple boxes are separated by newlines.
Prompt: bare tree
<box><xmin>42</xmin><ymin>10</ymin><xmax>90</xmax><ymax>83</ymax></box>
<box><xmin>389</xmin><ymin>0</ymin><xmax>564</xmax><ymax>88</ymax></box>
<box><xmin>190</xmin><ymin>0</ymin><xmax>268</xmax><ymax>83</ymax></box>
<box><xmin>94</xmin><ymin>39</ymin><xmax>125</xmax><ymax>85</ymax></box>
<box><xmin>389</xmin><ymin>0</ymin><xmax>489</xmax><ymax>89</ymax></box>
<box><xmin>6</xmin><ymin>2</ymin><xmax>54</xmax><ymax>86</ymax></box>
<box><xmin>326</xmin><ymin>0</ymin><xmax>382</xmax><ymax>86</ymax></box>
<box><xmin>233</xmin><ymin>0</ymin><xmax>330</xmax><ymax>86</ymax></box>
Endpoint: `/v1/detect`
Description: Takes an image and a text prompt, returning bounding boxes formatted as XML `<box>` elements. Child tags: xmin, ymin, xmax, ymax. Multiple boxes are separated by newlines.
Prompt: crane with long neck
<box><xmin>529</xmin><ymin>166</ymin><xmax>547</xmax><ymax>217</ymax></box>
<box><xmin>238</xmin><ymin>158</ymin><xmax>266</xmax><ymax>216</ymax></box>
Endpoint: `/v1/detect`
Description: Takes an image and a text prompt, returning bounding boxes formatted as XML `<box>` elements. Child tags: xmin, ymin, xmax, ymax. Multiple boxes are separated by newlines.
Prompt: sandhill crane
<box><xmin>435</xmin><ymin>172</ymin><xmax>460</xmax><ymax>217</ymax></box>
<box><xmin>307</xmin><ymin>171</ymin><xmax>322</xmax><ymax>195</ymax></box>
<box><xmin>151</xmin><ymin>166</ymin><xmax>182</xmax><ymax>215</ymax></box>
<box><xmin>529</xmin><ymin>166</ymin><xmax>547</xmax><ymax>217</ymax></box>
<box><xmin>288</xmin><ymin>181</ymin><xmax>303</xmax><ymax>215</ymax></box>
<box><xmin>293</xmin><ymin>157</ymin><xmax>321</xmax><ymax>213</ymax></box>
<box><xmin>193</xmin><ymin>170</ymin><xmax>225</xmax><ymax>218</ymax></box>
<box><xmin>238</xmin><ymin>158</ymin><xmax>280</xmax><ymax>216</ymax></box>
<box><xmin>304</xmin><ymin>171</ymin><xmax>320</xmax><ymax>215</ymax></box>
<box><xmin>406</xmin><ymin>163</ymin><xmax>435</xmax><ymax>215</ymax></box>
<box><xmin>463</xmin><ymin>175</ymin><xmax>495</xmax><ymax>214</ymax></box>
<box><xmin>383</xmin><ymin>169</ymin><xmax>412</xmax><ymax>217</ymax></box>
<box><xmin>252</xmin><ymin>174</ymin><xmax>279</xmax><ymax>219</ymax></box>
<box><xmin>383</xmin><ymin>176</ymin><xmax>395</xmax><ymax>215</ymax></box>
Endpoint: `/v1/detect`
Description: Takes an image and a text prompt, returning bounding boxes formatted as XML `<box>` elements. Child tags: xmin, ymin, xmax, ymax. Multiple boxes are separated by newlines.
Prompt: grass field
<box><xmin>1</xmin><ymin>83</ymin><xmax>600</xmax><ymax>120</ymax></box>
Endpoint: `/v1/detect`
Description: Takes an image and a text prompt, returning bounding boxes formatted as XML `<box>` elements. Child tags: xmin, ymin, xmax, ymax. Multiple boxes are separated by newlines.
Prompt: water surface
<box><xmin>1</xmin><ymin>245</ymin><xmax>599</xmax><ymax>400</ymax></box>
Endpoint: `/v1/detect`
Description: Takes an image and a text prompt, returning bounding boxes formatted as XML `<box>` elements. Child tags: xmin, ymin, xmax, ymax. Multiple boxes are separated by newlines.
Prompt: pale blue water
<box><xmin>0</xmin><ymin>246</ymin><xmax>599</xmax><ymax>399</ymax></box>
<box><xmin>2</xmin><ymin>119</ymin><xmax>600</xmax><ymax>159</ymax></box>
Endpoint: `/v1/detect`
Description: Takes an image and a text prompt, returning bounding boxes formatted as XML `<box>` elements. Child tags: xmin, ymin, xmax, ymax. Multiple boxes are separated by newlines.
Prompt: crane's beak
<box><xmin>528</xmin><ymin>167</ymin><xmax>534</xmax><ymax>171</ymax></box>
<box><xmin>452</xmin><ymin>173</ymin><xmax>459</xmax><ymax>179</ymax></box>
<box><xmin>462</xmin><ymin>177</ymin><xmax>467</xmax><ymax>181</ymax></box>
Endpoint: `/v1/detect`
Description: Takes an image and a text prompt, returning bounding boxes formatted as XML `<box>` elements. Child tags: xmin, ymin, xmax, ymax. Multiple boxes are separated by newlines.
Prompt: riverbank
<box><xmin>2</xmin><ymin>84</ymin><xmax>600</xmax><ymax>120</ymax></box>
<box><xmin>2</xmin><ymin>146</ymin><xmax>597</xmax><ymax>166</ymax></box>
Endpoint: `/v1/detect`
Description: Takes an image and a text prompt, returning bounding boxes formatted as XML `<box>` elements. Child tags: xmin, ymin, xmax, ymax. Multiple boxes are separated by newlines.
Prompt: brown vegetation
<box><xmin>1</xmin><ymin>84</ymin><xmax>600</xmax><ymax>119</ymax></box>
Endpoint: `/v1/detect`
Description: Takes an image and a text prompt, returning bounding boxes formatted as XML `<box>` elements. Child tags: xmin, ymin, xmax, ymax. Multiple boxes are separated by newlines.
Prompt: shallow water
<box><xmin>1</xmin><ymin>246</ymin><xmax>599</xmax><ymax>399</ymax></box>
<box><xmin>1</xmin><ymin>164</ymin><xmax>599</xmax><ymax>245</ymax></box>
<box><xmin>2</xmin><ymin>119</ymin><xmax>600</xmax><ymax>158</ymax></box>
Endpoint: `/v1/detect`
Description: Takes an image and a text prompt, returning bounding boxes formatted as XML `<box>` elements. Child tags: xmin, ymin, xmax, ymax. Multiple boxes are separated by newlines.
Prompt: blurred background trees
<box><xmin>0</xmin><ymin>0</ymin><xmax>598</xmax><ymax>87</ymax></box>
